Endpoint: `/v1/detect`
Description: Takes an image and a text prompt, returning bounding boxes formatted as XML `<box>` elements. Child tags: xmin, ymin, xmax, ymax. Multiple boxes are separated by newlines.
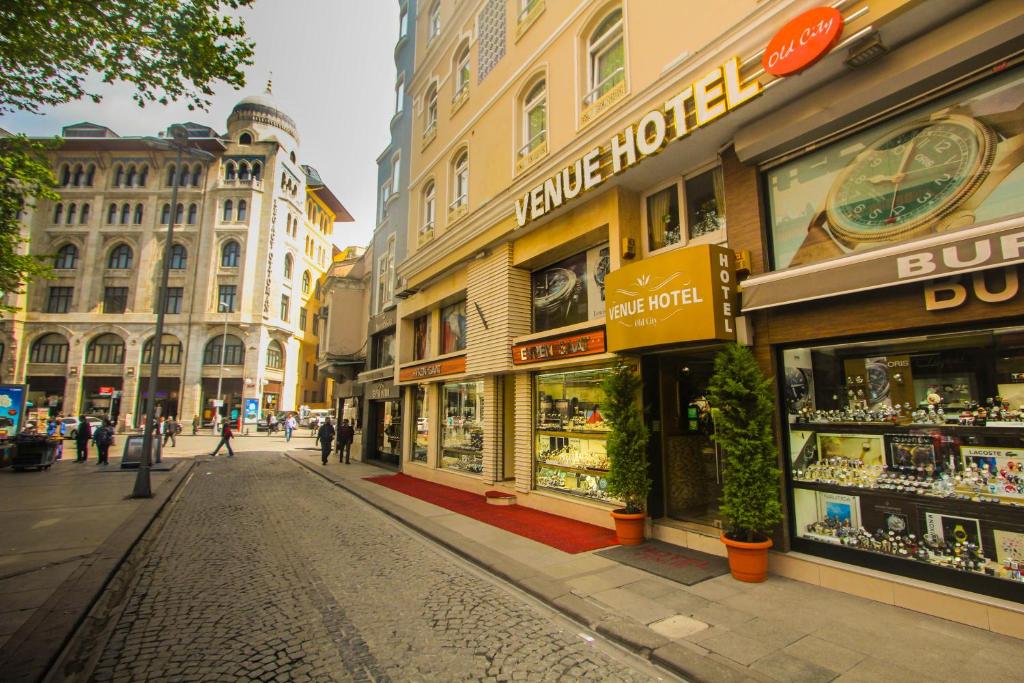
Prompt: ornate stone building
<box><xmin>2</xmin><ymin>87</ymin><xmax>351</xmax><ymax>428</ymax></box>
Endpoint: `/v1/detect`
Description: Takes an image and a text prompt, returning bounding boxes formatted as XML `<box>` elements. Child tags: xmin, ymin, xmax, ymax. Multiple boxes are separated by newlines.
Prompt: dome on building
<box><xmin>227</xmin><ymin>79</ymin><xmax>299</xmax><ymax>143</ymax></box>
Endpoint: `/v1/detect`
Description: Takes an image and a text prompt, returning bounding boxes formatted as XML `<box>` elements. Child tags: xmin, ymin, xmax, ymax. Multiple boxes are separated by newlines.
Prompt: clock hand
<box><xmin>887</xmin><ymin>138</ymin><xmax>919</xmax><ymax>222</ymax></box>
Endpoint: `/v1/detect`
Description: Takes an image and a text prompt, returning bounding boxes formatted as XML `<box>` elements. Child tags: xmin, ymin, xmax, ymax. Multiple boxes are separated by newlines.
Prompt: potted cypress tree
<box><xmin>602</xmin><ymin>363</ymin><xmax>651</xmax><ymax>545</ymax></box>
<box><xmin>707</xmin><ymin>343</ymin><xmax>783</xmax><ymax>582</ymax></box>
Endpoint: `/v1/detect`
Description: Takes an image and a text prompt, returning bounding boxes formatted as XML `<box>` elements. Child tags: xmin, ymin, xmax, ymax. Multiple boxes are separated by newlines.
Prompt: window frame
<box><xmin>584</xmin><ymin>9</ymin><xmax>625</xmax><ymax>106</ymax></box>
<box><xmin>520</xmin><ymin>78</ymin><xmax>547</xmax><ymax>159</ymax></box>
<box><xmin>46</xmin><ymin>286</ymin><xmax>73</xmax><ymax>313</ymax></box>
<box><xmin>86</xmin><ymin>334</ymin><xmax>125</xmax><ymax>364</ymax></box>
<box><xmin>452</xmin><ymin>151</ymin><xmax>469</xmax><ymax>210</ymax></box>
<box><xmin>107</xmin><ymin>244</ymin><xmax>133</xmax><ymax>270</ymax></box>
<box><xmin>54</xmin><ymin>244</ymin><xmax>78</xmax><ymax>270</ymax></box>
<box><xmin>102</xmin><ymin>286</ymin><xmax>129</xmax><ymax>314</ymax></box>
<box><xmin>221</xmin><ymin>240</ymin><xmax>241</xmax><ymax>268</ymax></box>
<box><xmin>30</xmin><ymin>334</ymin><xmax>68</xmax><ymax>363</ymax></box>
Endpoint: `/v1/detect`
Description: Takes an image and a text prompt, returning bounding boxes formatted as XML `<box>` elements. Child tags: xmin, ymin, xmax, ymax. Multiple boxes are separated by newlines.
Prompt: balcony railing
<box><xmin>422</xmin><ymin>120</ymin><xmax>437</xmax><ymax>147</ymax></box>
<box><xmin>418</xmin><ymin>221</ymin><xmax>435</xmax><ymax>246</ymax></box>
<box><xmin>581</xmin><ymin>67</ymin><xmax>626</xmax><ymax>126</ymax></box>
<box><xmin>448</xmin><ymin>196</ymin><xmax>468</xmax><ymax>222</ymax></box>
<box><xmin>516</xmin><ymin>130</ymin><xmax>548</xmax><ymax>174</ymax></box>
<box><xmin>221</xmin><ymin>176</ymin><xmax>263</xmax><ymax>190</ymax></box>
<box><xmin>451</xmin><ymin>81</ymin><xmax>470</xmax><ymax>113</ymax></box>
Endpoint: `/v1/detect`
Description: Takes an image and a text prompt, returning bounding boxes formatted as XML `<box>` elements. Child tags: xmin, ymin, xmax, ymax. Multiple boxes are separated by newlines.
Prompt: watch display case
<box><xmin>783</xmin><ymin>329</ymin><xmax>1024</xmax><ymax>600</ymax></box>
<box><xmin>441</xmin><ymin>380</ymin><xmax>483</xmax><ymax>474</ymax></box>
<box><xmin>534</xmin><ymin>367</ymin><xmax>619</xmax><ymax>504</ymax></box>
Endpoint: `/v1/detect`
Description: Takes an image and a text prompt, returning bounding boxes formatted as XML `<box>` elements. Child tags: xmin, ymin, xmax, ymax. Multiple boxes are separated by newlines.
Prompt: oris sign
<box><xmin>762</xmin><ymin>7</ymin><xmax>843</xmax><ymax>77</ymax></box>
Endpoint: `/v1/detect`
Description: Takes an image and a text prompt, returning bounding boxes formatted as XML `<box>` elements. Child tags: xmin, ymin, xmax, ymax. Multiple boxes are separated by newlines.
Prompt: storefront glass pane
<box><xmin>374</xmin><ymin>399</ymin><xmax>401</xmax><ymax>464</ymax></box>
<box><xmin>766</xmin><ymin>67</ymin><xmax>1024</xmax><ymax>271</ymax></box>
<box><xmin>441</xmin><ymin>380</ymin><xmax>483</xmax><ymax>474</ymax></box>
<box><xmin>440</xmin><ymin>301</ymin><xmax>466</xmax><ymax>354</ymax></box>
<box><xmin>646</xmin><ymin>186</ymin><xmax>680</xmax><ymax>252</ymax></box>
<box><xmin>413</xmin><ymin>315</ymin><xmax>430</xmax><ymax>361</ymax></box>
<box><xmin>535</xmin><ymin>367</ymin><xmax>618</xmax><ymax>504</ymax></box>
<box><xmin>531</xmin><ymin>243</ymin><xmax>609</xmax><ymax>332</ymax></box>
<box><xmin>413</xmin><ymin>385</ymin><xmax>429</xmax><ymax>462</ymax></box>
<box><xmin>783</xmin><ymin>326</ymin><xmax>1024</xmax><ymax>598</ymax></box>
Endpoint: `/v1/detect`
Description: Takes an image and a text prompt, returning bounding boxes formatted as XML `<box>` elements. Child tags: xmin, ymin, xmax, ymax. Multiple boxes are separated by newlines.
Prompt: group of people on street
<box><xmin>317</xmin><ymin>418</ymin><xmax>355</xmax><ymax>465</ymax></box>
<box><xmin>72</xmin><ymin>416</ymin><xmax>115</xmax><ymax>465</ymax></box>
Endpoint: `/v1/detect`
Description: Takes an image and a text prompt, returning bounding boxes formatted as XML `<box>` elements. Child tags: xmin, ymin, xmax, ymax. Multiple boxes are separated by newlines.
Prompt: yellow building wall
<box><xmin>296</xmin><ymin>190</ymin><xmax>336</xmax><ymax>408</ymax></box>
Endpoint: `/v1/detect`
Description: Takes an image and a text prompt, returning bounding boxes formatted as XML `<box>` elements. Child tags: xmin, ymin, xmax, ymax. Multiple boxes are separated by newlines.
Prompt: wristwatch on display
<box><xmin>789</xmin><ymin>102</ymin><xmax>1024</xmax><ymax>266</ymax></box>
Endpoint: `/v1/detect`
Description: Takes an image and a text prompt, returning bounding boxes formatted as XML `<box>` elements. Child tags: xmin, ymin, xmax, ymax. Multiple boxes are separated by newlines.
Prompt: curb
<box><xmin>0</xmin><ymin>458</ymin><xmax>198</xmax><ymax>683</ymax></box>
<box><xmin>285</xmin><ymin>452</ymin><xmax>757</xmax><ymax>683</ymax></box>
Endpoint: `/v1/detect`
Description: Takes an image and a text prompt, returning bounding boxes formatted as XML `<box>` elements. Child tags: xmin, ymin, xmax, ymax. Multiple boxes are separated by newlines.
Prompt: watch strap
<box><xmin>789</xmin><ymin>211</ymin><xmax>844</xmax><ymax>267</ymax></box>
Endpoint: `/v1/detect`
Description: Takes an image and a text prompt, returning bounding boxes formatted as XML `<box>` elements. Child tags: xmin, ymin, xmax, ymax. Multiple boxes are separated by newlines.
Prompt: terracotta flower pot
<box><xmin>720</xmin><ymin>533</ymin><xmax>773</xmax><ymax>583</ymax></box>
<box><xmin>611</xmin><ymin>509</ymin><xmax>646</xmax><ymax>545</ymax></box>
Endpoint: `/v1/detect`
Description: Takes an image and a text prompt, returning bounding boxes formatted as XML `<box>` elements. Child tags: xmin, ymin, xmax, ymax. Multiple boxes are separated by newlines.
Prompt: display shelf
<box><xmin>535</xmin><ymin>429</ymin><xmax>609</xmax><ymax>439</ymax></box>
<box><xmin>791</xmin><ymin>421</ymin><xmax>1024</xmax><ymax>442</ymax></box>
<box><xmin>538</xmin><ymin>461</ymin><xmax>609</xmax><ymax>476</ymax></box>
<box><xmin>536</xmin><ymin>481</ymin><xmax>618</xmax><ymax>505</ymax></box>
<box><xmin>792</xmin><ymin>480</ymin><xmax>1024</xmax><ymax>518</ymax></box>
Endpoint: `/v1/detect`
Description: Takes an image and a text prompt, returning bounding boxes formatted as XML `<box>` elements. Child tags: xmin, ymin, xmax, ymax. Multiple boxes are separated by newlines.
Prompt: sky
<box><xmin>0</xmin><ymin>0</ymin><xmax>400</xmax><ymax>250</ymax></box>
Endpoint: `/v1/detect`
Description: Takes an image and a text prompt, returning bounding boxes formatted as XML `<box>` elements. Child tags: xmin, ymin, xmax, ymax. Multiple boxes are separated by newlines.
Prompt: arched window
<box><xmin>586</xmin><ymin>8</ymin><xmax>624</xmax><ymax>105</ymax></box>
<box><xmin>178</xmin><ymin>165</ymin><xmax>190</xmax><ymax>187</ymax></box>
<box><xmin>133</xmin><ymin>203</ymin><xmax>144</xmax><ymax>225</ymax></box>
<box><xmin>114</xmin><ymin>165</ymin><xmax>124</xmax><ymax>187</ymax></box>
<box><xmin>266</xmin><ymin>340</ymin><xmax>283</xmax><ymax>370</ymax></box>
<box><xmin>85</xmin><ymin>333</ymin><xmax>125</xmax><ymax>364</ymax></box>
<box><xmin>239</xmin><ymin>132</ymin><xmax>253</xmax><ymax>145</ymax></box>
<box><xmin>142</xmin><ymin>334</ymin><xmax>183</xmax><ymax>365</ymax></box>
<box><xmin>452</xmin><ymin>150</ymin><xmax>469</xmax><ymax>208</ymax></box>
<box><xmin>425</xmin><ymin>83</ymin><xmax>438</xmax><ymax>133</ymax></box>
<box><xmin>80</xmin><ymin>203</ymin><xmax>90</xmax><ymax>224</ymax></box>
<box><xmin>237</xmin><ymin>199</ymin><xmax>247</xmax><ymax>221</ymax></box>
<box><xmin>59</xmin><ymin>165</ymin><xmax>71</xmax><ymax>186</ymax></box>
<box><xmin>138</xmin><ymin>165</ymin><xmax>148</xmax><ymax>186</ymax></box>
<box><xmin>53</xmin><ymin>203</ymin><xmax>64</xmax><ymax>224</ymax></box>
<box><xmin>281</xmin><ymin>171</ymin><xmax>287</xmax><ymax>189</ymax></box>
<box><xmin>125</xmin><ymin>165</ymin><xmax>136</xmax><ymax>187</ymax></box>
<box><xmin>284</xmin><ymin>253</ymin><xmax>293</xmax><ymax>278</ymax></box>
<box><xmin>107</xmin><ymin>203</ymin><xmax>117</xmax><ymax>224</ymax></box>
<box><xmin>223</xmin><ymin>200</ymin><xmax>233</xmax><ymax>221</ymax></box>
<box><xmin>238</xmin><ymin>162</ymin><xmax>250</xmax><ymax>181</ymax></box>
<box><xmin>119</xmin><ymin>202</ymin><xmax>130</xmax><ymax>224</ymax></box>
<box><xmin>252</xmin><ymin>161</ymin><xmax>262</xmax><ymax>180</ymax></box>
<box><xmin>30</xmin><ymin>333</ymin><xmax>68</xmax><ymax>364</ymax></box>
<box><xmin>175</xmin><ymin>203</ymin><xmax>184</xmax><ymax>224</ymax></box>
<box><xmin>290</xmin><ymin>151</ymin><xmax>297</xmax><ymax>163</ymax></box>
<box><xmin>66</xmin><ymin>203</ymin><xmax>76</xmax><ymax>225</ymax></box>
<box><xmin>169</xmin><ymin>244</ymin><xmax>187</xmax><ymax>270</ymax></box>
<box><xmin>54</xmin><ymin>244</ymin><xmax>78</xmax><ymax>269</ymax></box>
<box><xmin>301</xmin><ymin>270</ymin><xmax>311</xmax><ymax>295</ymax></box>
<box><xmin>203</xmin><ymin>334</ymin><xmax>244</xmax><ymax>365</ymax></box>
<box><xmin>221</xmin><ymin>240</ymin><xmax>240</xmax><ymax>267</ymax></box>
<box><xmin>454</xmin><ymin>41</ymin><xmax>471</xmax><ymax>102</ymax></box>
<box><xmin>86</xmin><ymin>164</ymin><xmax>96</xmax><ymax>186</ymax></box>
<box><xmin>429</xmin><ymin>0</ymin><xmax>441</xmax><ymax>39</ymax></box>
<box><xmin>166</xmin><ymin>164</ymin><xmax>176</xmax><ymax>186</ymax></box>
<box><xmin>521</xmin><ymin>78</ymin><xmax>547</xmax><ymax>158</ymax></box>
<box><xmin>225</xmin><ymin>162</ymin><xmax>236</xmax><ymax>181</ymax></box>
<box><xmin>187</xmin><ymin>203</ymin><xmax>197</xmax><ymax>225</ymax></box>
<box><xmin>108</xmin><ymin>243</ymin><xmax>133</xmax><ymax>269</ymax></box>
<box><xmin>72</xmin><ymin>164</ymin><xmax>84</xmax><ymax>186</ymax></box>
<box><xmin>161</xmin><ymin>204</ymin><xmax>171</xmax><ymax>224</ymax></box>
<box><xmin>191</xmin><ymin>164</ymin><xmax>201</xmax><ymax>187</ymax></box>
<box><xmin>422</xmin><ymin>181</ymin><xmax>436</xmax><ymax>232</ymax></box>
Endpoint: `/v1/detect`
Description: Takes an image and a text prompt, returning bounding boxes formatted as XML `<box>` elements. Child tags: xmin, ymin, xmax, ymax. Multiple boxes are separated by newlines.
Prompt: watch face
<box><xmin>826</xmin><ymin>115</ymin><xmax>996</xmax><ymax>245</ymax></box>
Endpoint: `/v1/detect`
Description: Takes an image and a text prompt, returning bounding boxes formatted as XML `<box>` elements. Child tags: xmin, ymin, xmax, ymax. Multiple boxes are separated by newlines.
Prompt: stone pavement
<box><xmin>288</xmin><ymin>449</ymin><xmax>1024</xmax><ymax>683</ymax></box>
<box><xmin>62</xmin><ymin>451</ymin><xmax>671</xmax><ymax>683</ymax></box>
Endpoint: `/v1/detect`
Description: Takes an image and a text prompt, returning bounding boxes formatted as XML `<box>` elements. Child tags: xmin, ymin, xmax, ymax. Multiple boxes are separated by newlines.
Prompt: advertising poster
<box><xmin>818</xmin><ymin>492</ymin><xmax>861</xmax><ymax>529</ymax></box>
<box><xmin>0</xmin><ymin>384</ymin><xmax>28</xmax><ymax>434</ymax></box>
<box><xmin>994</xmin><ymin>530</ymin><xmax>1024</xmax><ymax>564</ymax></box>
<box><xmin>766</xmin><ymin>68</ymin><xmax>1024</xmax><ymax>270</ymax></box>
<box><xmin>532</xmin><ymin>243</ymin><xmax>608</xmax><ymax>332</ymax></box>
<box><xmin>816</xmin><ymin>433</ymin><xmax>884</xmax><ymax>467</ymax></box>
<box><xmin>243</xmin><ymin>398</ymin><xmax>259</xmax><ymax>425</ymax></box>
<box><xmin>887</xmin><ymin>434</ymin><xmax>936</xmax><ymax>469</ymax></box>
<box><xmin>962</xmin><ymin>446</ymin><xmax>1024</xmax><ymax>475</ymax></box>
<box><xmin>926</xmin><ymin>512</ymin><xmax>982</xmax><ymax>547</ymax></box>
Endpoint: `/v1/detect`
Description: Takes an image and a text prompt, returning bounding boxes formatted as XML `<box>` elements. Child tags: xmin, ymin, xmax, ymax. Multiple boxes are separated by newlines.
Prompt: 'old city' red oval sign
<box><xmin>762</xmin><ymin>7</ymin><xmax>844</xmax><ymax>77</ymax></box>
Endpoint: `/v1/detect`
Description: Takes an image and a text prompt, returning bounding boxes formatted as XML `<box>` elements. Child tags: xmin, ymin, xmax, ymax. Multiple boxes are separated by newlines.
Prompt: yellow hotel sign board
<box><xmin>604</xmin><ymin>244</ymin><xmax>737</xmax><ymax>352</ymax></box>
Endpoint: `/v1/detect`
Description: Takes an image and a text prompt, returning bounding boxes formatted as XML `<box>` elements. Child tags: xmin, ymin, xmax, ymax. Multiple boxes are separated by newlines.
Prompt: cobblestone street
<box><xmin>83</xmin><ymin>453</ymin><xmax>670</xmax><ymax>682</ymax></box>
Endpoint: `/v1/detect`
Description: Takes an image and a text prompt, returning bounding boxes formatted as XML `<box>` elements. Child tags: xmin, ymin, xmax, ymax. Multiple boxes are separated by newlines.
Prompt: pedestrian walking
<box><xmin>337</xmin><ymin>419</ymin><xmax>354</xmax><ymax>464</ymax></box>
<box><xmin>318</xmin><ymin>417</ymin><xmax>335</xmax><ymax>465</ymax></box>
<box><xmin>268</xmin><ymin>412</ymin><xmax>278</xmax><ymax>435</ymax></box>
<box><xmin>191</xmin><ymin>414</ymin><xmax>199</xmax><ymax>436</ymax></box>
<box><xmin>162</xmin><ymin>416</ymin><xmax>177</xmax><ymax>447</ymax></box>
<box><xmin>284</xmin><ymin>414</ymin><xmax>297</xmax><ymax>442</ymax></box>
<box><xmin>210</xmin><ymin>419</ymin><xmax>235</xmax><ymax>457</ymax></box>
<box><xmin>74</xmin><ymin>415</ymin><xmax>92</xmax><ymax>462</ymax></box>
<box><xmin>94</xmin><ymin>419</ymin><xmax>113</xmax><ymax>465</ymax></box>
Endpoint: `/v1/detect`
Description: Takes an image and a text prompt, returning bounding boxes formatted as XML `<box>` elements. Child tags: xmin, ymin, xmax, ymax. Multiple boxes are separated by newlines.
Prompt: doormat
<box><xmin>596</xmin><ymin>539</ymin><xmax>729</xmax><ymax>585</ymax></box>
<box><xmin>365</xmin><ymin>473</ymin><xmax>618</xmax><ymax>554</ymax></box>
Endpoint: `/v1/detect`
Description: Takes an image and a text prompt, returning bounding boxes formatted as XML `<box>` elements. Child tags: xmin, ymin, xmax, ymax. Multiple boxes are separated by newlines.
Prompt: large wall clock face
<box><xmin>825</xmin><ymin>115</ymin><xmax>996</xmax><ymax>245</ymax></box>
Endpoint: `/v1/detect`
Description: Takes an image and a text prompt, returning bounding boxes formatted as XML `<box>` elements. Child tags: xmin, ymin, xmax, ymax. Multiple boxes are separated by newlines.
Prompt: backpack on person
<box><xmin>95</xmin><ymin>427</ymin><xmax>113</xmax><ymax>447</ymax></box>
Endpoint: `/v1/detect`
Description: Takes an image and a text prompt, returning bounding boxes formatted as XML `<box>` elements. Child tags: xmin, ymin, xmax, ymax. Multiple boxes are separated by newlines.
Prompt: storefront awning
<box><xmin>741</xmin><ymin>214</ymin><xmax>1024</xmax><ymax>312</ymax></box>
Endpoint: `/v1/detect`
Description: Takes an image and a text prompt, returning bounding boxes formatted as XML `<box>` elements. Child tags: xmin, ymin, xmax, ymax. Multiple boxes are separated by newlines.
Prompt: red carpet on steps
<box><xmin>365</xmin><ymin>473</ymin><xmax>618</xmax><ymax>554</ymax></box>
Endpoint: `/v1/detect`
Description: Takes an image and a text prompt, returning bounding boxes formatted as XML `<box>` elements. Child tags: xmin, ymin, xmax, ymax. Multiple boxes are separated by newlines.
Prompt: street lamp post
<box><xmin>132</xmin><ymin>125</ymin><xmax>213</xmax><ymax>498</ymax></box>
<box><xmin>214</xmin><ymin>299</ymin><xmax>229</xmax><ymax>433</ymax></box>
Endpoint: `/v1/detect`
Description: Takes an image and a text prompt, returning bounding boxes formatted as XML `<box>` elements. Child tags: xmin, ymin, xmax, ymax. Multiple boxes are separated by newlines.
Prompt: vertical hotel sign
<box><xmin>604</xmin><ymin>244</ymin><xmax>737</xmax><ymax>352</ymax></box>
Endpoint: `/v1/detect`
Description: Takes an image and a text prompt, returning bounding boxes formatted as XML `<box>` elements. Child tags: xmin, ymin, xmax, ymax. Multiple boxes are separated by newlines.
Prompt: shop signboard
<box><xmin>512</xmin><ymin>329</ymin><xmax>607</xmax><ymax>365</ymax></box>
<box><xmin>762</xmin><ymin>7</ymin><xmax>843</xmax><ymax>77</ymax></box>
<box><xmin>604</xmin><ymin>244</ymin><xmax>736</xmax><ymax>352</ymax></box>
<box><xmin>0</xmin><ymin>384</ymin><xmax>28</xmax><ymax>434</ymax></box>
<box><xmin>369</xmin><ymin>309</ymin><xmax>397</xmax><ymax>335</ymax></box>
<box><xmin>98</xmin><ymin>386</ymin><xmax>114</xmax><ymax>396</ymax></box>
<box><xmin>398</xmin><ymin>356</ymin><xmax>467</xmax><ymax>383</ymax></box>
<box><xmin>243</xmin><ymin>398</ymin><xmax>259</xmax><ymax>424</ymax></box>
<box><xmin>367</xmin><ymin>381</ymin><xmax>400</xmax><ymax>400</ymax></box>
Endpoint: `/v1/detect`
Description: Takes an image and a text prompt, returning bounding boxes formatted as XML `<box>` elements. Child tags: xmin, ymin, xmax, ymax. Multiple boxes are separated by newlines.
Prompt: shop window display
<box><xmin>441</xmin><ymin>301</ymin><xmax>466</xmax><ymax>354</ymax></box>
<box><xmin>535</xmin><ymin>367</ymin><xmax>619</xmax><ymax>504</ymax></box>
<box><xmin>782</xmin><ymin>328</ymin><xmax>1024</xmax><ymax>599</ymax></box>
<box><xmin>413</xmin><ymin>385</ymin><xmax>429</xmax><ymax>462</ymax></box>
<box><xmin>531</xmin><ymin>243</ymin><xmax>609</xmax><ymax>332</ymax></box>
<box><xmin>441</xmin><ymin>381</ymin><xmax>483</xmax><ymax>474</ymax></box>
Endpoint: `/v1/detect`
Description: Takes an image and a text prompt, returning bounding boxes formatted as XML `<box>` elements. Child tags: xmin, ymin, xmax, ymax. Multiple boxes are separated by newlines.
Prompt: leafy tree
<box><xmin>0</xmin><ymin>0</ymin><xmax>255</xmax><ymax>311</ymax></box>
<box><xmin>602</xmin><ymin>363</ymin><xmax>651</xmax><ymax>514</ymax></box>
<box><xmin>707</xmin><ymin>343</ymin><xmax>783</xmax><ymax>543</ymax></box>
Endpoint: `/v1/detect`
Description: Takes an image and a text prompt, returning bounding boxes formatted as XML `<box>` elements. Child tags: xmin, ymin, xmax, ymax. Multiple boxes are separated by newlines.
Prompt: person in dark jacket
<box><xmin>211</xmin><ymin>419</ymin><xmax>234</xmax><ymax>457</ymax></box>
<box><xmin>318</xmin><ymin>418</ymin><xmax>335</xmax><ymax>465</ymax></box>
<box><xmin>337</xmin><ymin>419</ymin><xmax>354</xmax><ymax>464</ymax></box>
<box><xmin>74</xmin><ymin>415</ymin><xmax>92</xmax><ymax>462</ymax></box>
<box><xmin>94</xmin><ymin>420</ymin><xmax>113</xmax><ymax>465</ymax></box>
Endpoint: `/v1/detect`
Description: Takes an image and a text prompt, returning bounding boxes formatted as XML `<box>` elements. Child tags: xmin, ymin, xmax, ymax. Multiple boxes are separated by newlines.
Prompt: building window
<box><xmin>119</xmin><ymin>202</ymin><xmax>130</xmax><ymax>224</ymax></box>
<box><xmin>138</xmin><ymin>165</ymin><xmax>147</xmax><ymax>186</ymax></box>
<box><xmin>302</xmin><ymin>270</ymin><xmax>311</xmax><ymax>295</ymax></box>
<box><xmin>440</xmin><ymin>300</ymin><xmax>467</xmax><ymax>353</ymax></box>
<box><xmin>53</xmin><ymin>244</ymin><xmax>78</xmax><ymax>270</ymax></box>
<box><xmin>684</xmin><ymin>166</ymin><xmax>726</xmax><ymax>241</ymax></box>
<box><xmin>225</xmin><ymin>162</ymin><xmax>236</xmax><ymax>181</ymax></box>
<box><xmin>30</xmin><ymin>333</ymin><xmax>68</xmax><ymax>363</ymax></box>
<box><xmin>585</xmin><ymin>8</ymin><xmax>625</xmax><ymax>107</ymax></box>
<box><xmin>65</xmin><ymin>203</ymin><xmax>76</xmax><ymax>225</ymax></box>
<box><xmin>239</xmin><ymin>132</ymin><xmax>253</xmax><ymax>145</ymax></box>
<box><xmin>86</xmin><ymin>164</ymin><xmax>96</xmax><ymax>186</ymax></box>
<box><xmin>237</xmin><ymin>199</ymin><xmax>247</xmax><ymax>221</ymax></box>
<box><xmin>161</xmin><ymin>204</ymin><xmax>171</xmax><ymax>224</ymax></box>
<box><xmin>399</xmin><ymin>4</ymin><xmax>408</xmax><ymax>38</ymax></box>
<box><xmin>218</xmin><ymin>284</ymin><xmax>237</xmax><ymax>312</ymax></box>
<box><xmin>422</xmin><ymin>181</ymin><xmax>436</xmax><ymax>236</ymax></box>
<box><xmin>161</xmin><ymin>286</ymin><xmax>183</xmax><ymax>314</ymax></box>
<box><xmin>413</xmin><ymin>314</ymin><xmax>430</xmax><ymax>360</ymax></box>
<box><xmin>252</xmin><ymin>161</ymin><xmax>262</xmax><ymax>180</ymax></box>
<box><xmin>223</xmin><ymin>199</ymin><xmax>233</xmax><ymax>221</ymax></box>
<box><xmin>239</xmin><ymin>162</ymin><xmax>250</xmax><ymax>181</ymax></box>
<box><xmin>191</xmin><ymin>164</ymin><xmax>201</xmax><ymax>186</ymax></box>
<box><xmin>452</xmin><ymin>151</ymin><xmax>469</xmax><ymax>210</ymax></box>
<box><xmin>108</xmin><ymin>244</ymin><xmax>133</xmax><ymax>269</ymax></box>
<box><xmin>187</xmin><ymin>203</ymin><xmax>197</xmax><ymax>225</ymax></box>
<box><xmin>453</xmin><ymin>41</ymin><xmax>471</xmax><ymax>102</ymax></box>
<box><xmin>142</xmin><ymin>334</ymin><xmax>182</xmax><ymax>365</ymax></box>
<box><xmin>114</xmin><ymin>165</ymin><xmax>124</xmax><ymax>187</ymax></box>
<box><xmin>429</xmin><ymin>1</ymin><xmax>441</xmax><ymax>39</ymax></box>
<box><xmin>394</xmin><ymin>75</ymin><xmax>404</xmax><ymax>115</ymax></box>
<box><xmin>520</xmin><ymin>78</ymin><xmax>547</xmax><ymax>161</ymax></box>
<box><xmin>203</xmin><ymin>334</ymin><xmax>244</xmax><ymax>365</ymax></box>
<box><xmin>532</xmin><ymin>243</ymin><xmax>609</xmax><ymax>332</ymax></box>
<box><xmin>280</xmin><ymin>294</ymin><xmax>290</xmax><ymax>322</ymax></box>
<box><xmin>106</xmin><ymin>203</ymin><xmax>117</xmax><ymax>224</ymax></box>
<box><xmin>86</xmin><ymin>333</ymin><xmax>125</xmax><ymax>364</ymax></box>
<box><xmin>221</xmin><ymin>240</ymin><xmax>240</xmax><ymax>268</ymax></box>
<box><xmin>425</xmin><ymin>83</ymin><xmax>438</xmax><ymax>135</ymax></box>
<box><xmin>103</xmin><ymin>286</ymin><xmax>129</xmax><ymax>314</ymax></box>
<box><xmin>125</xmin><ymin>165</ymin><xmax>137</xmax><ymax>187</ymax></box>
<box><xmin>46</xmin><ymin>286</ymin><xmax>73</xmax><ymax>313</ymax></box>
<box><xmin>53</xmin><ymin>203</ymin><xmax>63</xmax><ymax>224</ymax></box>
<box><xmin>133</xmin><ymin>203</ymin><xmax>143</xmax><ymax>225</ymax></box>
<box><xmin>169</xmin><ymin>244</ymin><xmax>187</xmax><ymax>270</ymax></box>
<box><xmin>412</xmin><ymin>385</ymin><xmax>429</xmax><ymax>462</ymax></box>
<box><xmin>266</xmin><ymin>340</ymin><xmax>283</xmax><ymax>370</ymax></box>
<box><xmin>166</xmin><ymin>164</ymin><xmax>177</xmax><ymax>186</ymax></box>
<box><xmin>476</xmin><ymin>0</ymin><xmax>506</xmax><ymax>83</ymax></box>
<box><xmin>299</xmin><ymin>306</ymin><xmax>307</xmax><ymax>331</ymax></box>
<box><xmin>80</xmin><ymin>203</ymin><xmax>90</xmax><ymax>224</ymax></box>
<box><xmin>284</xmin><ymin>253</ymin><xmax>293</xmax><ymax>279</ymax></box>
<box><xmin>441</xmin><ymin>380</ymin><xmax>483</xmax><ymax>473</ymax></box>
<box><xmin>373</xmin><ymin>332</ymin><xmax>395</xmax><ymax>369</ymax></box>
<box><xmin>390</xmin><ymin>152</ymin><xmax>401</xmax><ymax>195</ymax></box>
<box><xmin>644</xmin><ymin>180</ymin><xmax>682</xmax><ymax>253</ymax></box>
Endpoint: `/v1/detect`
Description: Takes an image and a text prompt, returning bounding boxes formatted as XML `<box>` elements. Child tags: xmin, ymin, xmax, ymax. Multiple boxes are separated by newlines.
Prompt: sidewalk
<box><xmin>288</xmin><ymin>450</ymin><xmax>1022</xmax><ymax>683</ymax></box>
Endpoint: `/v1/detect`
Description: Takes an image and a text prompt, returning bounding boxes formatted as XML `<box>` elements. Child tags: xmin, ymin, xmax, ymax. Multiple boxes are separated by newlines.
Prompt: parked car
<box><xmin>256</xmin><ymin>411</ymin><xmax>289</xmax><ymax>432</ymax></box>
<box><xmin>64</xmin><ymin>416</ymin><xmax>104</xmax><ymax>440</ymax></box>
